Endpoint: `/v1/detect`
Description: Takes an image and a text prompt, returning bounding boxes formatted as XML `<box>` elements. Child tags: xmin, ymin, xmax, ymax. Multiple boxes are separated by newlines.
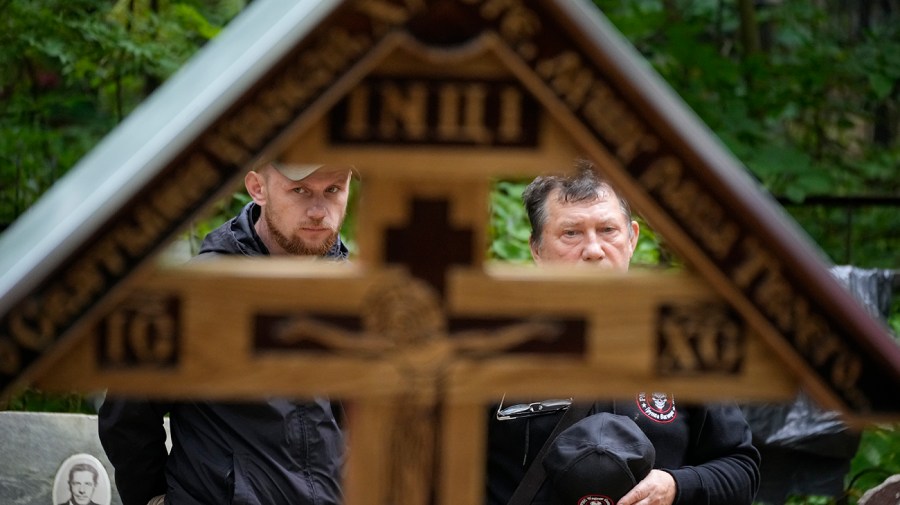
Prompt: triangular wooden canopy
<box><xmin>1</xmin><ymin>0</ymin><xmax>898</xmax><ymax>434</ymax></box>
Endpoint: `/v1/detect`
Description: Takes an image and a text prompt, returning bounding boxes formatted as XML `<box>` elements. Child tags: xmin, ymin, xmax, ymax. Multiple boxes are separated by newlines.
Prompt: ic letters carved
<box><xmin>101</xmin><ymin>294</ymin><xmax>178</xmax><ymax>367</ymax></box>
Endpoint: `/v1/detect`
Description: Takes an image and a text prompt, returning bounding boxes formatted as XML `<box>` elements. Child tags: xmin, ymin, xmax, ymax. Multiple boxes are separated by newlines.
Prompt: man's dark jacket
<box><xmin>486</xmin><ymin>397</ymin><xmax>761</xmax><ymax>505</ymax></box>
<box><xmin>99</xmin><ymin>202</ymin><xmax>347</xmax><ymax>505</ymax></box>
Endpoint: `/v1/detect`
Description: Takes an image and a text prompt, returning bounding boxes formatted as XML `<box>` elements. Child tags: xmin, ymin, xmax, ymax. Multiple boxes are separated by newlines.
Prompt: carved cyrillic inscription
<box><xmin>639</xmin><ymin>157</ymin><xmax>740</xmax><ymax>260</ymax></box>
<box><xmin>204</xmin><ymin>26</ymin><xmax>371</xmax><ymax>166</ymax></box>
<box><xmin>657</xmin><ymin>303</ymin><xmax>744</xmax><ymax>374</ymax></box>
<box><xmin>0</xmin><ymin>153</ymin><xmax>220</xmax><ymax>380</ymax></box>
<box><xmin>536</xmin><ymin>51</ymin><xmax>659</xmax><ymax>165</ymax></box>
<box><xmin>331</xmin><ymin>78</ymin><xmax>537</xmax><ymax>146</ymax></box>
<box><xmin>99</xmin><ymin>293</ymin><xmax>179</xmax><ymax>368</ymax></box>
<box><xmin>636</xmin><ymin>154</ymin><xmax>868</xmax><ymax>409</ymax></box>
<box><xmin>730</xmin><ymin>236</ymin><xmax>865</xmax><ymax>407</ymax></box>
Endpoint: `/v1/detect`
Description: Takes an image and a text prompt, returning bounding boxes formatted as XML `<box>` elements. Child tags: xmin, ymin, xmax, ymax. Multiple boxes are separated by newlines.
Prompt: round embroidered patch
<box><xmin>636</xmin><ymin>392</ymin><xmax>677</xmax><ymax>423</ymax></box>
<box><xmin>577</xmin><ymin>494</ymin><xmax>615</xmax><ymax>505</ymax></box>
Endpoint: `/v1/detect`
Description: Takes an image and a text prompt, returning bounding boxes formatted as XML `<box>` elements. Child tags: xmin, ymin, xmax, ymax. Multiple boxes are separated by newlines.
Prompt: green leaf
<box><xmin>869</xmin><ymin>73</ymin><xmax>895</xmax><ymax>100</ymax></box>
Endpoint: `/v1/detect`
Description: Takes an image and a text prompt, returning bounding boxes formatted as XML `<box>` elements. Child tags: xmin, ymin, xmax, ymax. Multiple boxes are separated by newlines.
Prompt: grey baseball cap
<box><xmin>270</xmin><ymin>162</ymin><xmax>359</xmax><ymax>181</ymax></box>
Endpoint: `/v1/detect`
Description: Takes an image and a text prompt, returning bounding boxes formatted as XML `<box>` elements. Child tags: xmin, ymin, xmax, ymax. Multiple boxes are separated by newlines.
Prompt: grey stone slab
<box><xmin>0</xmin><ymin>412</ymin><xmax>118</xmax><ymax>505</ymax></box>
<box><xmin>859</xmin><ymin>474</ymin><xmax>900</xmax><ymax>505</ymax></box>
<box><xmin>0</xmin><ymin>411</ymin><xmax>170</xmax><ymax>505</ymax></box>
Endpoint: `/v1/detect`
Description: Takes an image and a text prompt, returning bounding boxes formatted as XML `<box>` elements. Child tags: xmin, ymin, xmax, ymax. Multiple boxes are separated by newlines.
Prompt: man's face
<box><xmin>531</xmin><ymin>187</ymin><xmax>639</xmax><ymax>270</ymax></box>
<box><xmin>261</xmin><ymin>166</ymin><xmax>352</xmax><ymax>256</ymax></box>
<box><xmin>68</xmin><ymin>470</ymin><xmax>95</xmax><ymax>505</ymax></box>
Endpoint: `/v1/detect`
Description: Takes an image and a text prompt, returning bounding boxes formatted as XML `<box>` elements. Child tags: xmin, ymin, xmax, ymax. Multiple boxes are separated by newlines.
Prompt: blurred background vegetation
<box><xmin>1</xmin><ymin>0</ymin><xmax>899</xmax><ymax>503</ymax></box>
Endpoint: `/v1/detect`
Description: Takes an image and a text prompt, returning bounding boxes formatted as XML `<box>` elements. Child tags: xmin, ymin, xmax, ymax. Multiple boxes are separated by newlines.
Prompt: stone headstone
<box><xmin>0</xmin><ymin>412</ymin><xmax>118</xmax><ymax>505</ymax></box>
<box><xmin>0</xmin><ymin>411</ymin><xmax>170</xmax><ymax>505</ymax></box>
<box><xmin>859</xmin><ymin>474</ymin><xmax>900</xmax><ymax>505</ymax></box>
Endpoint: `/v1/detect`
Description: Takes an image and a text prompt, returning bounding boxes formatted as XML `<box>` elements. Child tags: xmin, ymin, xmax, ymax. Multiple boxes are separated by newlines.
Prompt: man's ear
<box><xmin>629</xmin><ymin>220</ymin><xmax>640</xmax><ymax>254</ymax></box>
<box><xmin>529</xmin><ymin>237</ymin><xmax>543</xmax><ymax>264</ymax></box>
<box><xmin>245</xmin><ymin>170</ymin><xmax>266</xmax><ymax>205</ymax></box>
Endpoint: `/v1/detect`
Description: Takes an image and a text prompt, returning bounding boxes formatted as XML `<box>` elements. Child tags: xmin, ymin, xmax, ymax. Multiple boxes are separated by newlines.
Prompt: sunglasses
<box><xmin>495</xmin><ymin>394</ymin><xmax>573</xmax><ymax>421</ymax></box>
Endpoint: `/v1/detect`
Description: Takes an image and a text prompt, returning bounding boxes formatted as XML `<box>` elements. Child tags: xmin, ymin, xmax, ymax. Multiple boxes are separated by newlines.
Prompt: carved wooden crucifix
<box><xmin>35</xmin><ymin>184</ymin><xmax>793</xmax><ymax>505</ymax></box>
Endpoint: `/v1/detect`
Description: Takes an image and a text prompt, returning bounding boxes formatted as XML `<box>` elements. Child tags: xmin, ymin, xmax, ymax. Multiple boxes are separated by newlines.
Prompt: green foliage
<box><xmin>746</xmin><ymin>422</ymin><xmax>900</xmax><ymax>505</ymax></box>
<box><xmin>5</xmin><ymin>388</ymin><xmax>96</xmax><ymax>414</ymax></box>
<box><xmin>489</xmin><ymin>180</ymin><xmax>532</xmax><ymax>263</ymax></box>
<box><xmin>847</xmin><ymin>424</ymin><xmax>900</xmax><ymax>498</ymax></box>
<box><xmin>179</xmin><ymin>190</ymin><xmax>251</xmax><ymax>256</ymax></box>
<box><xmin>594</xmin><ymin>0</ymin><xmax>900</xmax><ymax>269</ymax></box>
<box><xmin>0</xmin><ymin>0</ymin><xmax>245</xmax><ymax>231</ymax></box>
<box><xmin>782</xmin><ymin>495</ymin><xmax>834</xmax><ymax>505</ymax></box>
<box><xmin>891</xmin><ymin>297</ymin><xmax>900</xmax><ymax>337</ymax></box>
<box><xmin>341</xmin><ymin>177</ymin><xmax>363</xmax><ymax>257</ymax></box>
<box><xmin>783</xmin><ymin>203</ymin><xmax>900</xmax><ymax>268</ymax></box>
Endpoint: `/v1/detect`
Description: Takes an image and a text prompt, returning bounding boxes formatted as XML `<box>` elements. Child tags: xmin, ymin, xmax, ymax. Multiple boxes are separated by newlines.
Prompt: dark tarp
<box><xmin>743</xmin><ymin>266</ymin><xmax>896</xmax><ymax>504</ymax></box>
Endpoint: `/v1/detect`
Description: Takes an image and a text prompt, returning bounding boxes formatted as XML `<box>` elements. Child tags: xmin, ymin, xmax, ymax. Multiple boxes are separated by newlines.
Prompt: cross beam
<box><xmin>35</xmin><ymin>261</ymin><xmax>796</xmax><ymax>403</ymax></box>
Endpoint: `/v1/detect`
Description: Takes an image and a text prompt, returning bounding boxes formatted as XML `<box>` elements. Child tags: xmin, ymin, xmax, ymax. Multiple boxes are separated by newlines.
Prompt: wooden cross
<box><xmin>36</xmin><ymin>253</ymin><xmax>793</xmax><ymax>505</ymax></box>
<box><xmin>30</xmin><ymin>122</ymin><xmax>797</xmax><ymax>505</ymax></box>
<box><xmin>384</xmin><ymin>198</ymin><xmax>473</xmax><ymax>296</ymax></box>
<box><xmin>245</xmin><ymin>192</ymin><xmax>592</xmax><ymax>505</ymax></box>
<box><xmin>269</xmin><ymin>272</ymin><xmax>562</xmax><ymax>505</ymax></box>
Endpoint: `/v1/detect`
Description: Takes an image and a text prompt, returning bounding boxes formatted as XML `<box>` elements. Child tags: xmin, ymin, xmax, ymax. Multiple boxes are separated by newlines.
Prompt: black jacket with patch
<box><xmin>486</xmin><ymin>394</ymin><xmax>761</xmax><ymax>505</ymax></box>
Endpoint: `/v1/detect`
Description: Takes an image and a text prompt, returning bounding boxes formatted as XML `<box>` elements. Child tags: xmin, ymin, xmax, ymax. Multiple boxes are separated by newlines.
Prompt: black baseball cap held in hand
<box><xmin>543</xmin><ymin>412</ymin><xmax>655</xmax><ymax>505</ymax></box>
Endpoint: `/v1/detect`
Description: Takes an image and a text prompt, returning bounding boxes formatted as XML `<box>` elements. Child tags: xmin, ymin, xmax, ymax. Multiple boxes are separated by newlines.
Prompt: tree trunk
<box><xmin>737</xmin><ymin>0</ymin><xmax>761</xmax><ymax>57</ymax></box>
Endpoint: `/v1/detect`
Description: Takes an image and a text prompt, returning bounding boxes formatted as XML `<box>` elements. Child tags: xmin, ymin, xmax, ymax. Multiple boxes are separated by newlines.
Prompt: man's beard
<box><xmin>266</xmin><ymin>212</ymin><xmax>340</xmax><ymax>256</ymax></box>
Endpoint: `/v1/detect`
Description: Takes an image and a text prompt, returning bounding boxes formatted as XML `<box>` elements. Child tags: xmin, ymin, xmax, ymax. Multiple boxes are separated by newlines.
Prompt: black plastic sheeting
<box><xmin>742</xmin><ymin>266</ymin><xmax>896</xmax><ymax>504</ymax></box>
<box><xmin>830</xmin><ymin>266</ymin><xmax>896</xmax><ymax>321</ymax></box>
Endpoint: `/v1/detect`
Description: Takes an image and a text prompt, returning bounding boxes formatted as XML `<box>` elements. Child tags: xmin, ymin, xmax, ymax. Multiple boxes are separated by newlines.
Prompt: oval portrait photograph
<box><xmin>52</xmin><ymin>453</ymin><xmax>111</xmax><ymax>505</ymax></box>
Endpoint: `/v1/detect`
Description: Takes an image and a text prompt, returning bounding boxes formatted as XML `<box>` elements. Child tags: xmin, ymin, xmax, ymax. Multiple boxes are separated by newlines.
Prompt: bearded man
<box><xmin>99</xmin><ymin>162</ymin><xmax>355</xmax><ymax>505</ymax></box>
